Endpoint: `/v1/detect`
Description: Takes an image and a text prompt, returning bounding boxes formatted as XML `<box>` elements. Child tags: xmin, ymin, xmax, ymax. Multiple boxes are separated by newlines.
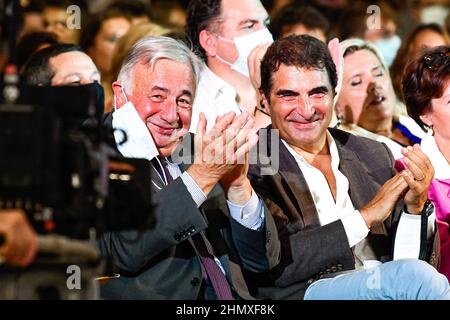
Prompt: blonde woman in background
<box><xmin>335</xmin><ymin>38</ymin><xmax>425</xmax><ymax>159</ymax></box>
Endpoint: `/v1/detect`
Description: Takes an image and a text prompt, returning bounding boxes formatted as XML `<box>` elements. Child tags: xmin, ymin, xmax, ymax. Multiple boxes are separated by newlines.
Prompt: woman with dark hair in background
<box><xmin>80</xmin><ymin>8</ymin><xmax>131</xmax><ymax>112</ymax></box>
<box><xmin>391</xmin><ymin>23</ymin><xmax>449</xmax><ymax>100</ymax></box>
<box><xmin>401</xmin><ymin>45</ymin><xmax>450</xmax><ymax>281</ymax></box>
<box><xmin>270</xmin><ymin>3</ymin><xmax>329</xmax><ymax>42</ymax></box>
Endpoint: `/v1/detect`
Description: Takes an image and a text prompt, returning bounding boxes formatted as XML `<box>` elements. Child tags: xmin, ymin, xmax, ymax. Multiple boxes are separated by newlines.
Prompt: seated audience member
<box><xmin>0</xmin><ymin>209</ymin><xmax>38</xmax><ymax>268</ymax></box>
<box><xmin>16</xmin><ymin>31</ymin><xmax>59</xmax><ymax>72</ymax></box>
<box><xmin>22</xmin><ymin>44</ymin><xmax>100</xmax><ymax>86</ymax></box>
<box><xmin>108</xmin><ymin>0</ymin><xmax>152</xmax><ymax>26</ymax></box>
<box><xmin>337</xmin><ymin>2</ymin><xmax>401</xmax><ymax>67</ymax></box>
<box><xmin>401</xmin><ymin>45</ymin><xmax>450</xmax><ymax>281</ymax></box>
<box><xmin>335</xmin><ymin>38</ymin><xmax>425</xmax><ymax>159</ymax></box>
<box><xmin>186</xmin><ymin>0</ymin><xmax>274</xmax><ymax>132</ymax></box>
<box><xmin>270</xmin><ymin>3</ymin><xmax>329</xmax><ymax>42</ymax></box>
<box><xmin>391</xmin><ymin>23</ymin><xmax>449</xmax><ymax>100</ymax></box>
<box><xmin>151</xmin><ymin>0</ymin><xmax>188</xmax><ymax>29</ymax></box>
<box><xmin>97</xmin><ymin>36</ymin><xmax>279</xmax><ymax>300</ymax></box>
<box><xmin>18</xmin><ymin>0</ymin><xmax>45</xmax><ymax>39</ymax></box>
<box><xmin>42</xmin><ymin>0</ymin><xmax>87</xmax><ymax>44</ymax></box>
<box><xmin>244</xmin><ymin>35</ymin><xmax>448</xmax><ymax>300</ymax></box>
<box><xmin>80</xmin><ymin>9</ymin><xmax>132</xmax><ymax>111</ymax></box>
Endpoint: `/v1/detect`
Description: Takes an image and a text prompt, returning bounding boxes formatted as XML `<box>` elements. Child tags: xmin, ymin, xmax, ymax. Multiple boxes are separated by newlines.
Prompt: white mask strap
<box><xmin>215</xmin><ymin>53</ymin><xmax>233</xmax><ymax>66</ymax></box>
<box><xmin>114</xmin><ymin>83</ymin><xmax>129</xmax><ymax>112</ymax></box>
<box><xmin>121</xmin><ymin>83</ymin><xmax>129</xmax><ymax>103</ymax></box>
<box><xmin>215</xmin><ymin>34</ymin><xmax>234</xmax><ymax>44</ymax></box>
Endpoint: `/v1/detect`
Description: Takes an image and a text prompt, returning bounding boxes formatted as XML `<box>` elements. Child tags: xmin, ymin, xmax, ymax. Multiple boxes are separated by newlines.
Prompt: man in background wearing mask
<box><xmin>186</xmin><ymin>0</ymin><xmax>273</xmax><ymax>132</ymax></box>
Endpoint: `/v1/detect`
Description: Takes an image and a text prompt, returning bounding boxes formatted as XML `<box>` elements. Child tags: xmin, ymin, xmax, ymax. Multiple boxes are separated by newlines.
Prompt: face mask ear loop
<box><xmin>113</xmin><ymin>83</ymin><xmax>129</xmax><ymax>112</ymax></box>
<box><xmin>121</xmin><ymin>83</ymin><xmax>129</xmax><ymax>103</ymax></box>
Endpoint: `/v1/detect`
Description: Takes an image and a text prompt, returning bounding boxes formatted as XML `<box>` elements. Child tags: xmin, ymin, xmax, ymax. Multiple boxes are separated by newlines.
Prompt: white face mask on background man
<box><xmin>373</xmin><ymin>34</ymin><xmax>401</xmax><ymax>67</ymax></box>
<box><xmin>216</xmin><ymin>28</ymin><xmax>273</xmax><ymax>77</ymax></box>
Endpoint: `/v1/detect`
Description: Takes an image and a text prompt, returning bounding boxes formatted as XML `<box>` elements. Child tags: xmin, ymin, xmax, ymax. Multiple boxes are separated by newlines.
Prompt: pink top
<box><xmin>396</xmin><ymin>132</ymin><xmax>450</xmax><ymax>281</ymax></box>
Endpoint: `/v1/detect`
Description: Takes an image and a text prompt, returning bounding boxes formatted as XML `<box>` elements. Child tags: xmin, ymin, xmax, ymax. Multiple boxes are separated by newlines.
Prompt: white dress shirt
<box><xmin>282</xmin><ymin>132</ymin><xmax>435</xmax><ymax>264</ymax></box>
<box><xmin>189</xmin><ymin>66</ymin><xmax>242</xmax><ymax>133</ymax></box>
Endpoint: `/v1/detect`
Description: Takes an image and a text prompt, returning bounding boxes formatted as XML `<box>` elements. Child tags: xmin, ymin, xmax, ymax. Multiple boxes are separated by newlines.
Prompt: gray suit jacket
<box><xmin>97</xmin><ymin>113</ymin><xmax>280</xmax><ymax>299</ymax></box>
<box><xmin>245</xmin><ymin>127</ymin><xmax>439</xmax><ymax>300</ymax></box>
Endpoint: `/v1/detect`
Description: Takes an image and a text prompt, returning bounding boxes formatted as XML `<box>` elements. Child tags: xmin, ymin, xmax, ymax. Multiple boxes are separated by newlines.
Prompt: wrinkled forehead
<box><xmin>272</xmin><ymin>65</ymin><xmax>332</xmax><ymax>91</ymax></box>
<box><xmin>132</xmin><ymin>59</ymin><xmax>196</xmax><ymax>95</ymax></box>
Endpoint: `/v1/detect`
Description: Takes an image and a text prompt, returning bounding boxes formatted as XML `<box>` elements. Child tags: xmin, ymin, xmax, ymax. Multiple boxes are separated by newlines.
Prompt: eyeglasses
<box><xmin>417</xmin><ymin>49</ymin><xmax>450</xmax><ymax>83</ymax></box>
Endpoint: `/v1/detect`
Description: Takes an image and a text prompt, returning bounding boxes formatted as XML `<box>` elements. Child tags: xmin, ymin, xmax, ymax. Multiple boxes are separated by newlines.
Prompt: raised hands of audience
<box><xmin>400</xmin><ymin>144</ymin><xmax>435</xmax><ymax>214</ymax></box>
<box><xmin>187</xmin><ymin>111</ymin><xmax>259</xmax><ymax>198</ymax></box>
<box><xmin>360</xmin><ymin>173</ymin><xmax>409</xmax><ymax>229</ymax></box>
<box><xmin>0</xmin><ymin>209</ymin><xmax>38</xmax><ymax>267</ymax></box>
<box><xmin>327</xmin><ymin>38</ymin><xmax>344</xmax><ymax>106</ymax></box>
<box><xmin>248</xmin><ymin>42</ymin><xmax>272</xmax><ymax>92</ymax></box>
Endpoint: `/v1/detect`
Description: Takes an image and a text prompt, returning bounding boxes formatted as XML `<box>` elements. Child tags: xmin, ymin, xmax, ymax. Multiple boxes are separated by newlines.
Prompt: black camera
<box><xmin>0</xmin><ymin>84</ymin><xmax>154</xmax><ymax>239</ymax></box>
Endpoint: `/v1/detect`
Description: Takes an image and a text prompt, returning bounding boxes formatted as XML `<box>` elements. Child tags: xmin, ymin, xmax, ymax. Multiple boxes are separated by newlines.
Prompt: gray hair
<box><xmin>117</xmin><ymin>36</ymin><xmax>203</xmax><ymax>95</ymax></box>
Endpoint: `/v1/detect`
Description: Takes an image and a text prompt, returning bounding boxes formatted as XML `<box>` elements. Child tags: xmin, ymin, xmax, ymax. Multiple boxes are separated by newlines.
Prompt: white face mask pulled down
<box><xmin>112</xmin><ymin>86</ymin><xmax>159</xmax><ymax>161</ymax></box>
<box><xmin>216</xmin><ymin>28</ymin><xmax>273</xmax><ymax>77</ymax></box>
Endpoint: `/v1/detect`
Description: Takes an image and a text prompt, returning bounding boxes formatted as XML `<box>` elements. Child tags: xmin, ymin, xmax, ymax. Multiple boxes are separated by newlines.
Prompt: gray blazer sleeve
<box><xmin>199</xmin><ymin>184</ymin><xmax>281</xmax><ymax>273</ymax></box>
<box><xmin>97</xmin><ymin>178</ymin><xmax>208</xmax><ymax>273</ymax></box>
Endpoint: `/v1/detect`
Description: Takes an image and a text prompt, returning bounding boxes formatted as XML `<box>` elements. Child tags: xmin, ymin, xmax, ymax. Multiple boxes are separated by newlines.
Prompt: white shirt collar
<box><xmin>281</xmin><ymin>130</ymin><xmax>354</xmax><ymax>227</ymax></box>
<box><xmin>281</xmin><ymin>131</ymin><xmax>340</xmax><ymax>169</ymax></box>
<box><xmin>421</xmin><ymin>130</ymin><xmax>450</xmax><ymax>179</ymax></box>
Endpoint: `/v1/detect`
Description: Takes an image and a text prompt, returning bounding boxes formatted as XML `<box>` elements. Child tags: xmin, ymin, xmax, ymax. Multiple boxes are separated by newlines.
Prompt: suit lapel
<box><xmin>150</xmin><ymin>161</ymin><xmax>165</xmax><ymax>191</ymax></box>
<box><xmin>332</xmin><ymin>132</ymin><xmax>387</xmax><ymax>236</ymax></box>
<box><xmin>267</xmin><ymin>128</ymin><xmax>321</xmax><ymax>228</ymax></box>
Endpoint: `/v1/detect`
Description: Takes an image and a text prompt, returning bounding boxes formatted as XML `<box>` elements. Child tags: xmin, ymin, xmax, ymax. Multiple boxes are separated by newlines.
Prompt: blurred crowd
<box><xmin>0</xmin><ymin>0</ymin><xmax>450</xmax><ymax>300</ymax></box>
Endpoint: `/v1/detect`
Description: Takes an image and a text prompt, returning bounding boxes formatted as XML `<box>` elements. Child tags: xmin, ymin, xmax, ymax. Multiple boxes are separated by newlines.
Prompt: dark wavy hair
<box><xmin>185</xmin><ymin>0</ymin><xmax>222</xmax><ymax>62</ymax></box>
<box><xmin>391</xmin><ymin>23</ymin><xmax>449</xmax><ymax>99</ymax></box>
<box><xmin>260</xmin><ymin>34</ymin><xmax>337</xmax><ymax>100</ymax></box>
<box><xmin>402</xmin><ymin>45</ymin><xmax>450</xmax><ymax>130</ymax></box>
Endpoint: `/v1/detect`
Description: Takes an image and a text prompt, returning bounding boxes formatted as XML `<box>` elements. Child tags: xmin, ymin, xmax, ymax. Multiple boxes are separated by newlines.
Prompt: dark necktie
<box><xmin>190</xmin><ymin>234</ymin><xmax>234</xmax><ymax>300</ymax></box>
<box><xmin>152</xmin><ymin>157</ymin><xmax>173</xmax><ymax>185</ymax></box>
<box><xmin>152</xmin><ymin>157</ymin><xmax>234</xmax><ymax>300</ymax></box>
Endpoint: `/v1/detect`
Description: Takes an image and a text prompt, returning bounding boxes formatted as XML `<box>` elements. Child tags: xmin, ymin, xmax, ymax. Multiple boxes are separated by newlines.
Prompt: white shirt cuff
<box><xmin>180</xmin><ymin>171</ymin><xmax>207</xmax><ymax>208</ymax></box>
<box><xmin>341</xmin><ymin>210</ymin><xmax>370</xmax><ymax>248</ymax></box>
<box><xmin>393</xmin><ymin>209</ymin><xmax>436</xmax><ymax>260</ymax></box>
<box><xmin>227</xmin><ymin>190</ymin><xmax>265</xmax><ymax>230</ymax></box>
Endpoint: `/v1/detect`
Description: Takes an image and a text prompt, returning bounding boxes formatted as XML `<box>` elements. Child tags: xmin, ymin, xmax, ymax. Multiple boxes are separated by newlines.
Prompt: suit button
<box><xmin>189</xmin><ymin>226</ymin><xmax>196</xmax><ymax>233</ymax></box>
<box><xmin>331</xmin><ymin>266</ymin><xmax>338</xmax><ymax>272</ymax></box>
<box><xmin>325</xmin><ymin>268</ymin><xmax>331</xmax><ymax>274</ymax></box>
<box><xmin>190</xmin><ymin>277</ymin><xmax>200</xmax><ymax>286</ymax></box>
